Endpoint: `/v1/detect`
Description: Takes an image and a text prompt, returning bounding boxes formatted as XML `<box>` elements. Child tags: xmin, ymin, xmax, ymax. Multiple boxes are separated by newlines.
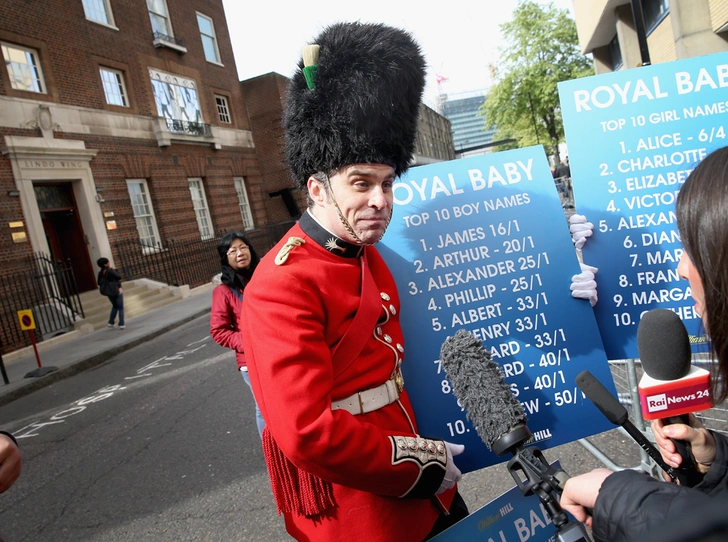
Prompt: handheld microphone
<box><xmin>575</xmin><ymin>370</ymin><xmax>683</xmax><ymax>484</ymax></box>
<box><xmin>637</xmin><ymin>309</ymin><xmax>712</xmax><ymax>485</ymax></box>
<box><xmin>441</xmin><ymin>329</ymin><xmax>590</xmax><ymax>542</ymax></box>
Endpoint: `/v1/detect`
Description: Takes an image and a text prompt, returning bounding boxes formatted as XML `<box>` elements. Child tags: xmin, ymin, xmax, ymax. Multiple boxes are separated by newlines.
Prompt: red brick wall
<box><xmin>0</xmin><ymin>0</ymin><xmax>248</xmax><ymax>129</ymax></box>
<box><xmin>0</xmin><ymin>129</ymin><xmax>261</xmax><ymax>275</ymax></box>
<box><xmin>240</xmin><ymin>73</ymin><xmax>306</xmax><ymax>225</ymax></box>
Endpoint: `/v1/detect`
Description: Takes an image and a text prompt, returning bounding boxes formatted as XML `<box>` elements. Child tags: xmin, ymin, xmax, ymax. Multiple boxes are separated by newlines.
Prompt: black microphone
<box><xmin>575</xmin><ymin>370</ymin><xmax>684</xmax><ymax>485</ymax></box>
<box><xmin>637</xmin><ymin>309</ymin><xmax>711</xmax><ymax>486</ymax></box>
<box><xmin>441</xmin><ymin>329</ymin><xmax>590</xmax><ymax>542</ymax></box>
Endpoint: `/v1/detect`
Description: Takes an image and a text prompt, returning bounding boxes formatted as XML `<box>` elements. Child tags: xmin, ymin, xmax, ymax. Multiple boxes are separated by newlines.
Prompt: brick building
<box><xmin>0</xmin><ymin>0</ymin><xmax>261</xmax><ymax>294</ymax></box>
<box><xmin>574</xmin><ymin>0</ymin><xmax>728</xmax><ymax>73</ymax></box>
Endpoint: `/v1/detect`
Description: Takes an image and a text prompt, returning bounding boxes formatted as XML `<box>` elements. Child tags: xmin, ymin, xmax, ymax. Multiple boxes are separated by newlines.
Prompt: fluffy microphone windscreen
<box><xmin>637</xmin><ymin>309</ymin><xmax>692</xmax><ymax>381</ymax></box>
<box><xmin>440</xmin><ymin>329</ymin><xmax>526</xmax><ymax>449</ymax></box>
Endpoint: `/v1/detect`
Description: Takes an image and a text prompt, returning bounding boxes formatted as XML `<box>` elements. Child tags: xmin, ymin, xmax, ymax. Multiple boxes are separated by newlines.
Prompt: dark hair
<box><xmin>217</xmin><ymin>231</ymin><xmax>259</xmax><ymax>280</ymax></box>
<box><xmin>676</xmin><ymin>146</ymin><xmax>728</xmax><ymax>403</ymax></box>
<box><xmin>97</xmin><ymin>257</ymin><xmax>109</xmax><ymax>268</ymax></box>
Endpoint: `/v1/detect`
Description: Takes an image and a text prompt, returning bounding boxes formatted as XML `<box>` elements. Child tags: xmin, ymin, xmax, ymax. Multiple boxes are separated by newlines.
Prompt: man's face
<box><xmin>308</xmin><ymin>163</ymin><xmax>395</xmax><ymax>245</ymax></box>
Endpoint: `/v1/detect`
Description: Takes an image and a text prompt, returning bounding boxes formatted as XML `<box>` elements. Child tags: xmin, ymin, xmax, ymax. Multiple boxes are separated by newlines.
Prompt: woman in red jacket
<box><xmin>210</xmin><ymin>231</ymin><xmax>263</xmax><ymax>437</ymax></box>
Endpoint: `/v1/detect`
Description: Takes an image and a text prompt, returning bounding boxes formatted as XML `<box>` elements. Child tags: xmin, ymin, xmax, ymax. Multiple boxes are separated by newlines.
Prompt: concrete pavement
<box><xmin>0</xmin><ymin>284</ymin><xmax>214</xmax><ymax>408</ymax></box>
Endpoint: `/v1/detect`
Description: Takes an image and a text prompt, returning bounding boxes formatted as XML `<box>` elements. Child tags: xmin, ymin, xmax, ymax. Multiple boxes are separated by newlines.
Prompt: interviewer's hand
<box><xmin>569</xmin><ymin>214</ymin><xmax>594</xmax><ymax>250</ymax></box>
<box><xmin>560</xmin><ymin>468</ymin><xmax>612</xmax><ymax>529</ymax></box>
<box><xmin>570</xmin><ymin>262</ymin><xmax>598</xmax><ymax>307</ymax></box>
<box><xmin>0</xmin><ymin>433</ymin><xmax>21</xmax><ymax>493</ymax></box>
<box><xmin>653</xmin><ymin>416</ymin><xmax>716</xmax><ymax>475</ymax></box>
<box><xmin>436</xmin><ymin>441</ymin><xmax>464</xmax><ymax>494</ymax></box>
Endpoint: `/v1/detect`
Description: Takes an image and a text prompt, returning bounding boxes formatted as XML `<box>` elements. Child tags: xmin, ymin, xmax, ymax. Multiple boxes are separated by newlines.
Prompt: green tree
<box><xmin>482</xmin><ymin>0</ymin><xmax>593</xmax><ymax>162</ymax></box>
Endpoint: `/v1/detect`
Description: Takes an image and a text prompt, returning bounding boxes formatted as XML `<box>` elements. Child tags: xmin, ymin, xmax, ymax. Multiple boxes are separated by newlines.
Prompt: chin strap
<box><xmin>321</xmin><ymin>173</ymin><xmax>393</xmax><ymax>246</ymax></box>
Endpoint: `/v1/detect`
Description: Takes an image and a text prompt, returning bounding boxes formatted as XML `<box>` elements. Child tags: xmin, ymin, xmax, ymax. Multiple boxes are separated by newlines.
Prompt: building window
<box><xmin>147</xmin><ymin>0</ymin><xmax>172</xmax><ymax>38</ymax></box>
<box><xmin>234</xmin><ymin>177</ymin><xmax>254</xmax><ymax>230</ymax></box>
<box><xmin>82</xmin><ymin>0</ymin><xmax>114</xmax><ymax>26</ymax></box>
<box><xmin>149</xmin><ymin>68</ymin><xmax>202</xmax><ymax>124</ymax></box>
<box><xmin>1</xmin><ymin>42</ymin><xmax>45</xmax><ymax>93</ymax></box>
<box><xmin>196</xmin><ymin>13</ymin><xmax>221</xmax><ymax>64</ymax></box>
<box><xmin>100</xmin><ymin>67</ymin><xmax>128</xmax><ymax>107</ymax></box>
<box><xmin>608</xmin><ymin>34</ymin><xmax>623</xmax><ymax>71</ymax></box>
<box><xmin>126</xmin><ymin>180</ymin><xmax>161</xmax><ymax>248</ymax></box>
<box><xmin>188</xmin><ymin>178</ymin><xmax>213</xmax><ymax>240</ymax></box>
<box><xmin>215</xmin><ymin>95</ymin><xmax>231</xmax><ymax>123</ymax></box>
<box><xmin>642</xmin><ymin>0</ymin><xmax>669</xmax><ymax>35</ymax></box>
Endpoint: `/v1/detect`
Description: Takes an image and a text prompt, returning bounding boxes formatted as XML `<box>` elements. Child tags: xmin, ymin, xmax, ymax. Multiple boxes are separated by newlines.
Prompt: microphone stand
<box><xmin>494</xmin><ymin>424</ymin><xmax>592</xmax><ymax>542</ymax></box>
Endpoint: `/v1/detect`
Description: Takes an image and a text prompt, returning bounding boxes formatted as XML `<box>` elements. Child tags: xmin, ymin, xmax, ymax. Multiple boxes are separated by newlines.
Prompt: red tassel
<box><xmin>262</xmin><ymin>427</ymin><xmax>337</xmax><ymax>518</ymax></box>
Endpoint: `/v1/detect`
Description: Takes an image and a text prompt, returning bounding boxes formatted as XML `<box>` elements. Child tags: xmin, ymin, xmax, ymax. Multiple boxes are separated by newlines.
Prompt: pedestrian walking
<box><xmin>97</xmin><ymin>257</ymin><xmax>124</xmax><ymax>329</ymax></box>
<box><xmin>210</xmin><ymin>232</ymin><xmax>263</xmax><ymax>437</ymax></box>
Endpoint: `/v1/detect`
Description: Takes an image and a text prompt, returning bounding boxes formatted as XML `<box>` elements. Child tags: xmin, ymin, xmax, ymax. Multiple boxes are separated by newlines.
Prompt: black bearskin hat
<box><xmin>284</xmin><ymin>22</ymin><xmax>426</xmax><ymax>190</ymax></box>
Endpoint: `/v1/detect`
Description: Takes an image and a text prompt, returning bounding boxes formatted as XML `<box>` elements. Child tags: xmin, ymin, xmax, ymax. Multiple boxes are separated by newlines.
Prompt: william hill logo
<box><xmin>647</xmin><ymin>393</ymin><xmax>668</xmax><ymax>412</ymax></box>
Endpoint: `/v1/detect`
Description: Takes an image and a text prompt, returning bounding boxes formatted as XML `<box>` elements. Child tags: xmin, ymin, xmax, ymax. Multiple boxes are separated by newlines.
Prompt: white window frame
<box><xmin>215</xmin><ymin>94</ymin><xmax>231</xmax><ymax>124</ymax></box>
<box><xmin>99</xmin><ymin>67</ymin><xmax>128</xmax><ymax>107</ymax></box>
<box><xmin>126</xmin><ymin>179</ymin><xmax>162</xmax><ymax>250</ymax></box>
<box><xmin>234</xmin><ymin>177</ymin><xmax>254</xmax><ymax>230</ymax></box>
<box><xmin>1</xmin><ymin>42</ymin><xmax>45</xmax><ymax>94</ymax></box>
<box><xmin>82</xmin><ymin>0</ymin><xmax>118</xmax><ymax>29</ymax></box>
<box><xmin>188</xmin><ymin>178</ymin><xmax>214</xmax><ymax>240</ymax></box>
<box><xmin>196</xmin><ymin>12</ymin><xmax>222</xmax><ymax>65</ymax></box>
<box><xmin>147</xmin><ymin>0</ymin><xmax>173</xmax><ymax>38</ymax></box>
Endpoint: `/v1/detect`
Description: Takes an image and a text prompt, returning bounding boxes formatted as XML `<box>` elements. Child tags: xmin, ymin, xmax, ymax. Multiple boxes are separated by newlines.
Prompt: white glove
<box><xmin>569</xmin><ymin>214</ymin><xmax>594</xmax><ymax>250</ymax></box>
<box><xmin>570</xmin><ymin>262</ymin><xmax>598</xmax><ymax>307</ymax></box>
<box><xmin>437</xmin><ymin>441</ymin><xmax>464</xmax><ymax>494</ymax></box>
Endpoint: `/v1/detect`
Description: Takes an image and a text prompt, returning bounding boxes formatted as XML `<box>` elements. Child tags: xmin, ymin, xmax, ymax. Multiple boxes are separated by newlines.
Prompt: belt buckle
<box><xmin>394</xmin><ymin>371</ymin><xmax>405</xmax><ymax>394</ymax></box>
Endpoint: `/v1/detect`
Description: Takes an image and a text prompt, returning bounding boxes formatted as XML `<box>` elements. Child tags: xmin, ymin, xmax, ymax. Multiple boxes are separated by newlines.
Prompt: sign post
<box><xmin>17</xmin><ymin>309</ymin><xmax>58</xmax><ymax>378</ymax></box>
<box><xmin>0</xmin><ymin>335</ymin><xmax>8</xmax><ymax>385</ymax></box>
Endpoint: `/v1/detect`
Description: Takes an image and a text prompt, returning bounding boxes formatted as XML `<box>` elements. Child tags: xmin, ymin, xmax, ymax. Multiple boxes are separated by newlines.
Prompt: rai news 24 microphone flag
<box><xmin>378</xmin><ymin>144</ymin><xmax>617</xmax><ymax>473</ymax></box>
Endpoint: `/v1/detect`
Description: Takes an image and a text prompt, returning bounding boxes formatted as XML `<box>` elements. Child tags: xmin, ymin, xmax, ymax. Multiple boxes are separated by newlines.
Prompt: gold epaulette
<box><xmin>274</xmin><ymin>237</ymin><xmax>306</xmax><ymax>266</ymax></box>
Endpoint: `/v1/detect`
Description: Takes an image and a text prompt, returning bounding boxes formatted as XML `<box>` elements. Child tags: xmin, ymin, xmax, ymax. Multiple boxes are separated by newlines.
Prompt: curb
<box><xmin>0</xmin><ymin>307</ymin><xmax>211</xmax><ymax>408</ymax></box>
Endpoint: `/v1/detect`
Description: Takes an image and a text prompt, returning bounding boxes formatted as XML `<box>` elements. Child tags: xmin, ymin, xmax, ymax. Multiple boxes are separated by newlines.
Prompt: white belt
<box><xmin>331</xmin><ymin>378</ymin><xmax>400</xmax><ymax>416</ymax></box>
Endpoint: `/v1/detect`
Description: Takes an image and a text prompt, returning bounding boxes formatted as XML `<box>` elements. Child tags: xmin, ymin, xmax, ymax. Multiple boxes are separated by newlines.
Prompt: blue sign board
<box><xmin>433</xmin><ymin>462</ymin><xmax>578</xmax><ymax>542</ymax></box>
<box><xmin>380</xmin><ymin>146</ymin><xmax>616</xmax><ymax>473</ymax></box>
<box><xmin>558</xmin><ymin>52</ymin><xmax>728</xmax><ymax>359</ymax></box>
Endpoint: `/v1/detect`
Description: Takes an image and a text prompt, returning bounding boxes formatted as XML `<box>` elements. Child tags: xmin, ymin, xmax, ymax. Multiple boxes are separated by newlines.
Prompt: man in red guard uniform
<box><xmin>240</xmin><ymin>22</ymin><xmax>469</xmax><ymax>542</ymax></box>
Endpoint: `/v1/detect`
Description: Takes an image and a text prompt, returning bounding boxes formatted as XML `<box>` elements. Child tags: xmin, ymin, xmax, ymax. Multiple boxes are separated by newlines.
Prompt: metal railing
<box><xmin>114</xmin><ymin>221</ymin><xmax>297</xmax><ymax>289</ymax></box>
<box><xmin>114</xmin><ymin>236</ymin><xmax>220</xmax><ymax>289</ymax></box>
<box><xmin>165</xmin><ymin>119</ymin><xmax>212</xmax><ymax>137</ymax></box>
<box><xmin>0</xmin><ymin>253</ymin><xmax>84</xmax><ymax>355</ymax></box>
<box><xmin>152</xmin><ymin>31</ymin><xmax>185</xmax><ymax>47</ymax></box>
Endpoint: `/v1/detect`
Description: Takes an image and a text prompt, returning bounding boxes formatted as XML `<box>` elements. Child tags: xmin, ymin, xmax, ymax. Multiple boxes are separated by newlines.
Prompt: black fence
<box><xmin>114</xmin><ymin>221</ymin><xmax>296</xmax><ymax>289</ymax></box>
<box><xmin>0</xmin><ymin>253</ymin><xmax>85</xmax><ymax>355</ymax></box>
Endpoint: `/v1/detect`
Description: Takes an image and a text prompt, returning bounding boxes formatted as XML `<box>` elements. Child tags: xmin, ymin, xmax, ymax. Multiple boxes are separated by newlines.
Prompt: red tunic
<box><xmin>241</xmin><ymin>218</ymin><xmax>457</xmax><ymax>542</ymax></box>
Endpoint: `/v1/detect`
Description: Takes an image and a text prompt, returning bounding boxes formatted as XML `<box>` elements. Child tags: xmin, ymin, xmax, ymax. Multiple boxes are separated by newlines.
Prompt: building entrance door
<box><xmin>36</xmin><ymin>183</ymin><xmax>97</xmax><ymax>292</ymax></box>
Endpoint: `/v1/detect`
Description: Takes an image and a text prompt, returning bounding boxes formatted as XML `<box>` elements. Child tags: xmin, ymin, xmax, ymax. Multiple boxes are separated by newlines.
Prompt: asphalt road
<box><xmin>0</xmin><ymin>315</ymin><xmax>641</xmax><ymax>541</ymax></box>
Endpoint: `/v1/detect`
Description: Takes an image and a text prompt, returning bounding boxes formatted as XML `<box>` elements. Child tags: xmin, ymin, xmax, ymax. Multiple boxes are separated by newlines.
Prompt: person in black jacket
<box><xmin>97</xmin><ymin>257</ymin><xmax>125</xmax><ymax>329</ymax></box>
<box><xmin>560</xmin><ymin>146</ymin><xmax>728</xmax><ymax>541</ymax></box>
